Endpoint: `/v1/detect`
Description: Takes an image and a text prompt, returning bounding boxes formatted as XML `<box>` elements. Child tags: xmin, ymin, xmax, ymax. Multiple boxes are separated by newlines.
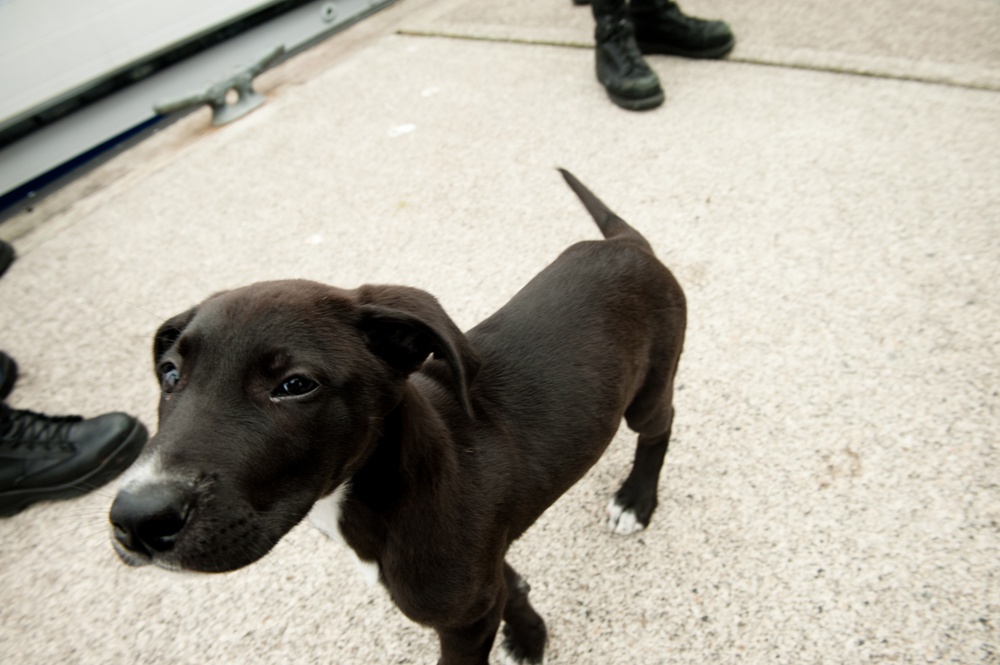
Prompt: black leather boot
<box><xmin>594</xmin><ymin>11</ymin><xmax>664</xmax><ymax>111</ymax></box>
<box><xmin>628</xmin><ymin>0</ymin><xmax>735</xmax><ymax>58</ymax></box>
<box><xmin>0</xmin><ymin>405</ymin><xmax>148</xmax><ymax>516</ymax></box>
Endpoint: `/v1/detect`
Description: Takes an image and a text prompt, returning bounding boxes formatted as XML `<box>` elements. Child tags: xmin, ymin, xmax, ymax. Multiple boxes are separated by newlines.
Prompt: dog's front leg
<box><xmin>435</xmin><ymin>587</ymin><xmax>506</xmax><ymax>665</ymax></box>
<box><xmin>499</xmin><ymin>562</ymin><xmax>547</xmax><ymax>664</ymax></box>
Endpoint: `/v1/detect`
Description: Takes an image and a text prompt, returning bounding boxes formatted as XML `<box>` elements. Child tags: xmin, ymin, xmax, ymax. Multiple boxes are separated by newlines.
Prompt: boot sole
<box><xmin>607</xmin><ymin>89</ymin><xmax>665</xmax><ymax>111</ymax></box>
<box><xmin>0</xmin><ymin>419</ymin><xmax>148</xmax><ymax>517</ymax></box>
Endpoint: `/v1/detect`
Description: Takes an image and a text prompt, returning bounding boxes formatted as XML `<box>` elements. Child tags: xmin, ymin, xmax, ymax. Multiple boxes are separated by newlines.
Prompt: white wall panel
<box><xmin>0</xmin><ymin>0</ymin><xmax>278</xmax><ymax>124</ymax></box>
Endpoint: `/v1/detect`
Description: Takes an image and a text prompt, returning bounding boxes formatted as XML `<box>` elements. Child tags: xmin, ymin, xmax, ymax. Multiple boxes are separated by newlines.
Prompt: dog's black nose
<box><xmin>110</xmin><ymin>483</ymin><xmax>192</xmax><ymax>556</ymax></box>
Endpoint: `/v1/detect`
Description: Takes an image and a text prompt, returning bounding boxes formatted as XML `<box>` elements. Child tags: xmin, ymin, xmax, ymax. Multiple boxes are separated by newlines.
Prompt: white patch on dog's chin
<box><xmin>606</xmin><ymin>497</ymin><xmax>645</xmax><ymax>535</ymax></box>
<box><xmin>309</xmin><ymin>481</ymin><xmax>381</xmax><ymax>587</ymax></box>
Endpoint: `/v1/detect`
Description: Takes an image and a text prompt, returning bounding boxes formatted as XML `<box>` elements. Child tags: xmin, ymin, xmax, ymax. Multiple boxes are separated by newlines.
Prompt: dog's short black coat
<box><xmin>110</xmin><ymin>170</ymin><xmax>686</xmax><ymax>665</ymax></box>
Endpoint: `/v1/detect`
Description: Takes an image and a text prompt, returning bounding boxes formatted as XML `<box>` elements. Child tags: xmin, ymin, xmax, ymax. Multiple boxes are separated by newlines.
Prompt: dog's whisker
<box><xmin>85</xmin><ymin>486</ymin><xmax>120</xmax><ymax>497</ymax></box>
<box><xmin>124</xmin><ymin>301</ymin><xmax>167</xmax><ymax>323</ymax></box>
<box><xmin>52</xmin><ymin>507</ymin><xmax>110</xmax><ymax>526</ymax></box>
<box><xmin>60</xmin><ymin>518</ymin><xmax>108</xmax><ymax>536</ymax></box>
<box><xmin>74</xmin><ymin>479</ymin><xmax>124</xmax><ymax>493</ymax></box>
<box><xmin>81</xmin><ymin>527</ymin><xmax>116</xmax><ymax>548</ymax></box>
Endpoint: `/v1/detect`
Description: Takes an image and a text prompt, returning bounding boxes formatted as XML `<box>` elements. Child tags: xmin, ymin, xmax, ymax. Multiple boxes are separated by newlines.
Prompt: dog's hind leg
<box><xmin>499</xmin><ymin>562</ymin><xmax>547</xmax><ymax>665</ymax></box>
<box><xmin>607</xmin><ymin>363</ymin><xmax>678</xmax><ymax>535</ymax></box>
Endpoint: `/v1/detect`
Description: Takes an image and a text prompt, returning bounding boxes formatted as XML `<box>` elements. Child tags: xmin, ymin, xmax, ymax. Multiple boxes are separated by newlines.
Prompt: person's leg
<box><xmin>590</xmin><ymin>0</ymin><xmax>664</xmax><ymax>110</ymax></box>
<box><xmin>576</xmin><ymin>0</ymin><xmax>735</xmax><ymax>59</ymax></box>
<box><xmin>0</xmin><ymin>246</ymin><xmax>148</xmax><ymax>517</ymax></box>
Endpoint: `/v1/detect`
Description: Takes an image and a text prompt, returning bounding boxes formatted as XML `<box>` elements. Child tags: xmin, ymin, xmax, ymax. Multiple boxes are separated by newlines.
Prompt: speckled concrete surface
<box><xmin>403</xmin><ymin>0</ymin><xmax>1000</xmax><ymax>89</ymax></box>
<box><xmin>0</xmin><ymin>0</ymin><xmax>998</xmax><ymax>663</ymax></box>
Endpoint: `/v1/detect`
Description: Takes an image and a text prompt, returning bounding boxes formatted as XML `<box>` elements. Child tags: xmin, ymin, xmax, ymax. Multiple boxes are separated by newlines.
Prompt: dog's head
<box><xmin>109</xmin><ymin>279</ymin><xmax>478</xmax><ymax>572</ymax></box>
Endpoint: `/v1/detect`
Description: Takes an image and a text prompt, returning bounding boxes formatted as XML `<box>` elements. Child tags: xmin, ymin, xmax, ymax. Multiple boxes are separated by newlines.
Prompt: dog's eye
<box><xmin>273</xmin><ymin>376</ymin><xmax>318</xmax><ymax>399</ymax></box>
<box><xmin>160</xmin><ymin>363</ymin><xmax>179</xmax><ymax>393</ymax></box>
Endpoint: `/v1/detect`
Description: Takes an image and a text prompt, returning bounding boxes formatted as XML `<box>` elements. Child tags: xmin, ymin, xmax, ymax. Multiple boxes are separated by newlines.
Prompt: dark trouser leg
<box><xmin>628</xmin><ymin>0</ymin><xmax>736</xmax><ymax>58</ymax></box>
<box><xmin>589</xmin><ymin>0</ymin><xmax>627</xmax><ymax>16</ymax></box>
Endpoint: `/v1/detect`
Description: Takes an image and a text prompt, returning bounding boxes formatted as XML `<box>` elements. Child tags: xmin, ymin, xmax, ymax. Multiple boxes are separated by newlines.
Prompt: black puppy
<box><xmin>110</xmin><ymin>170</ymin><xmax>686</xmax><ymax>665</ymax></box>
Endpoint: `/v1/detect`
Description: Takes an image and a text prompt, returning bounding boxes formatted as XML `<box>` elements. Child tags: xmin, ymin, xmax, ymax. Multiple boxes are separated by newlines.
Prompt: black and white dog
<box><xmin>110</xmin><ymin>170</ymin><xmax>686</xmax><ymax>665</ymax></box>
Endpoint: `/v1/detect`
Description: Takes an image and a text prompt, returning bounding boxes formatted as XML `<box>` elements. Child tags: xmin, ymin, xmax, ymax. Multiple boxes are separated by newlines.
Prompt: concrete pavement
<box><xmin>1</xmin><ymin>0</ymin><xmax>998</xmax><ymax>662</ymax></box>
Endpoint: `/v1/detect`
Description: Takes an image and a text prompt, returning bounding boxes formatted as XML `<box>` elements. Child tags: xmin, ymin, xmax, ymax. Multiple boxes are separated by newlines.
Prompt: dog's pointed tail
<box><xmin>558</xmin><ymin>168</ymin><xmax>652</xmax><ymax>250</ymax></box>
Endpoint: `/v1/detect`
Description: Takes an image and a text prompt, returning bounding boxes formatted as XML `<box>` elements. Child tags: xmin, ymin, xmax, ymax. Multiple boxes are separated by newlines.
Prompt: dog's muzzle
<box><xmin>109</xmin><ymin>482</ymin><xmax>193</xmax><ymax>566</ymax></box>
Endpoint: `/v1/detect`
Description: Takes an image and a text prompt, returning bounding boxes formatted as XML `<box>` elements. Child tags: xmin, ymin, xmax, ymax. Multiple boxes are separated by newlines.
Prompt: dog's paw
<box><xmin>499</xmin><ymin>641</ymin><xmax>545</xmax><ymax>665</ymax></box>
<box><xmin>606</xmin><ymin>497</ymin><xmax>646</xmax><ymax>535</ymax></box>
<box><xmin>499</xmin><ymin>615</ymin><xmax>546</xmax><ymax>665</ymax></box>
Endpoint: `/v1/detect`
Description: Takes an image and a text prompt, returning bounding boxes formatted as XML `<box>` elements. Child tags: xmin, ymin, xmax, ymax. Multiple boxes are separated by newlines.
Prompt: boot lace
<box><xmin>599</xmin><ymin>16</ymin><xmax>648</xmax><ymax>75</ymax></box>
<box><xmin>1</xmin><ymin>409</ymin><xmax>82</xmax><ymax>452</ymax></box>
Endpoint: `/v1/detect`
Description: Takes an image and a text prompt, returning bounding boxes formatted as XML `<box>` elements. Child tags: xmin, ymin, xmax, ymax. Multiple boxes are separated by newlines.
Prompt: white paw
<box><xmin>499</xmin><ymin>642</ymin><xmax>544</xmax><ymax>665</ymax></box>
<box><xmin>606</xmin><ymin>498</ymin><xmax>646</xmax><ymax>536</ymax></box>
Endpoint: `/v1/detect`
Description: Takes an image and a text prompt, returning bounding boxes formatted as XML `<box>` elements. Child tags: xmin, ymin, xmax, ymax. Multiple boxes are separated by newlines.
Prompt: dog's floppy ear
<box><xmin>357</xmin><ymin>285</ymin><xmax>479</xmax><ymax>416</ymax></box>
<box><xmin>153</xmin><ymin>307</ymin><xmax>197</xmax><ymax>368</ymax></box>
